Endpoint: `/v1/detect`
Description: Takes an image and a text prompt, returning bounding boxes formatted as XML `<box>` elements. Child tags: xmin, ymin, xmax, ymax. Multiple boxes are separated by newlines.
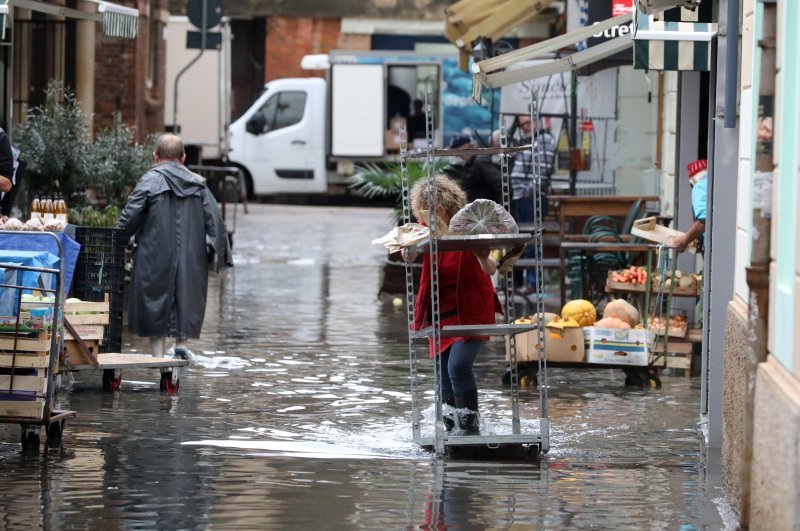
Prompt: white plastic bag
<box><xmin>448</xmin><ymin>199</ymin><xmax>518</xmax><ymax>235</ymax></box>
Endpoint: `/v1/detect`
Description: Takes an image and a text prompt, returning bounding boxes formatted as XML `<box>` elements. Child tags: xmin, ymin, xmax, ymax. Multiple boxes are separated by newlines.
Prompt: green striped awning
<box><xmin>633</xmin><ymin>8</ymin><xmax>717</xmax><ymax>71</ymax></box>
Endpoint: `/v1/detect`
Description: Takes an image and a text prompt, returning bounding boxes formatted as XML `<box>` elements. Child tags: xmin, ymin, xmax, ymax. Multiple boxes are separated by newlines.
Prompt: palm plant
<box><xmin>348</xmin><ymin>158</ymin><xmax>450</xmax><ymax>222</ymax></box>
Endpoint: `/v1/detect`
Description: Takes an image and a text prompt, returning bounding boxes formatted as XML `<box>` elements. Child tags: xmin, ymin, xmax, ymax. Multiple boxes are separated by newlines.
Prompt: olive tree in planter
<box><xmin>14</xmin><ymin>81</ymin><xmax>91</xmax><ymax>211</ymax></box>
<box><xmin>15</xmin><ymin>80</ymin><xmax>153</xmax><ymax>227</ymax></box>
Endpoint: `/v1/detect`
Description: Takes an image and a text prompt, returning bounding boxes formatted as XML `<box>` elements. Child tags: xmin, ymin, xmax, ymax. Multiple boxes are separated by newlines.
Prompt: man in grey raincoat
<box><xmin>116</xmin><ymin>134</ymin><xmax>232</xmax><ymax>357</ymax></box>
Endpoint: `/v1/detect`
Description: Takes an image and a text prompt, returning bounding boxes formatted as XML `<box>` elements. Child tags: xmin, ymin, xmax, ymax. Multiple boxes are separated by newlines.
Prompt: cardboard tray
<box><xmin>631</xmin><ymin>217</ymin><xmax>698</xmax><ymax>254</ymax></box>
<box><xmin>647</xmin><ymin>311</ymin><xmax>689</xmax><ymax>338</ymax></box>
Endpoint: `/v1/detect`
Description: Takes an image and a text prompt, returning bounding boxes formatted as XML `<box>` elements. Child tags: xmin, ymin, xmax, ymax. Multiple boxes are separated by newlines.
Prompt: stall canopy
<box><xmin>632</xmin><ymin>5</ymin><xmax>717</xmax><ymax>71</ymax></box>
<box><xmin>444</xmin><ymin>0</ymin><xmax>555</xmax><ymax>70</ymax></box>
<box><xmin>471</xmin><ymin>12</ymin><xmax>633</xmax><ymax>99</ymax></box>
<box><xmin>5</xmin><ymin>0</ymin><xmax>139</xmax><ymax>39</ymax></box>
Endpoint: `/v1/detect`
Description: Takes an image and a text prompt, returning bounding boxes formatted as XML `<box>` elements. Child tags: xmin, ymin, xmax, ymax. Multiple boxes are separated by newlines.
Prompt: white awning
<box><xmin>471</xmin><ymin>12</ymin><xmax>633</xmax><ymax>97</ymax></box>
<box><xmin>9</xmin><ymin>0</ymin><xmax>138</xmax><ymax>39</ymax></box>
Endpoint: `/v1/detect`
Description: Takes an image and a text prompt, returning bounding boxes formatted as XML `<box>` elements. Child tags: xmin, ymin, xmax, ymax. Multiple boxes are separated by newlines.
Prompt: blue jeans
<box><xmin>439</xmin><ymin>340</ymin><xmax>483</xmax><ymax>399</ymax></box>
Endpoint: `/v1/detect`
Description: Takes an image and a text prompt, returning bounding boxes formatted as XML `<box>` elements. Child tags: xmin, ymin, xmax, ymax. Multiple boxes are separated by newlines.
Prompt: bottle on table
<box><xmin>55</xmin><ymin>196</ymin><xmax>68</xmax><ymax>223</ymax></box>
<box><xmin>43</xmin><ymin>196</ymin><xmax>54</xmax><ymax>221</ymax></box>
<box><xmin>30</xmin><ymin>195</ymin><xmax>41</xmax><ymax>219</ymax></box>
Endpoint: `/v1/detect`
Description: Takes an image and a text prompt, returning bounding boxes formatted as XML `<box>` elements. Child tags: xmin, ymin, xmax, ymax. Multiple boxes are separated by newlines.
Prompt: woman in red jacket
<box><xmin>409</xmin><ymin>175</ymin><xmax>502</xmax><ymax>435</ymax></box>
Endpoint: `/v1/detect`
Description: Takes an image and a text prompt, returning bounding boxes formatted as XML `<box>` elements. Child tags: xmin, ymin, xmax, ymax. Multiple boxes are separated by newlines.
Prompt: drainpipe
<box><xmin>724</xmin><ymin>0</ymin><xmax>741</xmax><ymax>128</ymax></box>
<box><xmin>739</xmin><ymin>1</ymin><xmax>776</xmax><ymax>525</ymax></box>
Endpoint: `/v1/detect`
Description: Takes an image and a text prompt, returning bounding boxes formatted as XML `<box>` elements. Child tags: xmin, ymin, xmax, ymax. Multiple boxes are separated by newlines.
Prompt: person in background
<box><xmin>671</xmin><ymin>159</ymin><xmax>707</xmax><ymax>253</ymax></box>
<box><xmin>408</xmin><ymin>175</ymin><xmax>502</xmax><ymax>435</ymax></box>
<box><xmin>116</xmin><ymin>134</ymin><xmax>232</xmax><ymax>359</ymax></box>
<box><xmin>444</xmin><ymin>133</ymin><xmax>503</xmax><ymax>204</ymax></box>
<box><xmin>510</xmin><ymin>115</ymin><xmax>556</xmax><ymax>294</ymax></box>
<box><xmin>408</xmin><ymin>99</ymin><xmax>427</xmax><ymax>141</ymax></box>
<box><xmin>0</xmin><ymin>127</ymin><xmax>15</xmax><ymax>214</ymax></box>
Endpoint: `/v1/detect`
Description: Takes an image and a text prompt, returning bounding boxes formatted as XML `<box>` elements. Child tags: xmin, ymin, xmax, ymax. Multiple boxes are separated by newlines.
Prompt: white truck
<box><xmin>166</xmin><ymin>18</ymin><xmax>495</xmax><ymax>198</ymax></box>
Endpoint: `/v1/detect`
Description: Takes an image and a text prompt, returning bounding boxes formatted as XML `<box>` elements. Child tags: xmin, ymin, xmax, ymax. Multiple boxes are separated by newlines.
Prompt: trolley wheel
<box><xmin>160</xmin><ymin>372</ymin><xmax>180</xmax><ymax>394</ymax></box>
<box><xmin>21</xmin><ymin>429</ymin><xmax>40</xmax><ymax>453</ymax></box>
<box><xmin>647</xmin><ymin>371</ymin><xmax>662</xmax><ymax>389</ymax></box>
<box><xmin>622</xmin><ymin>368</ymin><xmax>644</xmax><ymax>387</ymax></box>
<box><xmin>45</xmin><ymin>421</ymin><xmax>63</xmax><ymax>448</ymax></box>
<box><xmin>102</xmin><ymin>369</ymin><xmax>122</xmax><ymax>392</ymax></box>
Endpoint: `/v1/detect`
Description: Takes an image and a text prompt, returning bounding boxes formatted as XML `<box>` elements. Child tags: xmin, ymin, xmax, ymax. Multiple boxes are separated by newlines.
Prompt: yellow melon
<box><xmin>561</xmin><ymin>299</ymin><xmax>597</xmax><ymax>327</ymax></box>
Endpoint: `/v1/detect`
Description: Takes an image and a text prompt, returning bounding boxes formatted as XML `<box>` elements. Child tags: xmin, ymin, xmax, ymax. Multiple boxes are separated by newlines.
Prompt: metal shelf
<box><xmin>411</xmin><ymin>323</ymin><xmax>536</xmax><ymax>340</ymax></box>
<box><xmin>402</xmin><ymin>144</ymin><xmax>532</xmax><ymax>159</ymax></box>
<box><xmin>410</xmin><ymin>233</ymin><xmax>534</xmax><ymax>253</ymax></box>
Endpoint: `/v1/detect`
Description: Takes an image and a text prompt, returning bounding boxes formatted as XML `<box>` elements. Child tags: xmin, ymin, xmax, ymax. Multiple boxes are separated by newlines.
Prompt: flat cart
<box><xmin>58</xmin><ymin>297</ymin><xmax>189</xmax><ymax>393</ymax></box>
<box><xmin>0</xmin><ymin>231</ymin><xmax>76</xmax><ymax>452</ymax></box>
<box><xmin>400</xmin><ymin>92</ymin><xmax>549</xmax><ymax>458</ymax></box>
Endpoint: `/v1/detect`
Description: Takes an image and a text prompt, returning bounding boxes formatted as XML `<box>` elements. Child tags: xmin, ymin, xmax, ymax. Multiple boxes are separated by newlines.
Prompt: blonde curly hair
<box><xmin>410</xmin><ymin>174</ymin><xmax>467</xmax><ymax>225</ymax></box>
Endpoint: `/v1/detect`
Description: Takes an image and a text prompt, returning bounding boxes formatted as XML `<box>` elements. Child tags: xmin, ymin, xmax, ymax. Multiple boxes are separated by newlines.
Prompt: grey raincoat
<box><xmin>116</xmin><ymin>161</ymin><xmax>232</xmax><ymax>338</ymax></box>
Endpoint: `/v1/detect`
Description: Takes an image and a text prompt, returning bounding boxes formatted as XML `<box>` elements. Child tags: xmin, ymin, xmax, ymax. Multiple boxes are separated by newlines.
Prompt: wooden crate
<box><xmin>64</xmin><ymin>324</ymin><xmax>105</xmax><ymax>341</ymax></box>
<box><xmin>64</xmin><ymin>297</ymin><xmax>110</xmax><ymax>326</ymax></box>
<box><xmin>63</xmin><ymin>339</ymin><xmax>100</xmax><ymax>367</ymax></box>
<box><xmin>606</xmin><ymin>272</ymin><xmax>700</xmax><ymax>297</ymax></box>
<box><xmin>631</xmin><ymin>217</ymin><xmax>698</xmax><ymax>253</ymax></box>
<box><xmin>0</xmin><ymin>330</ymin><xmax>52</xmax><ymax>370</ymax></box>
<box><xmin>0</xmin><ymin>399</ymin><xmax>45</xmax><ymax>419</ymax></box>
<box><xmin>0</xmin><ymin>373</ymin><xmax>47</xmax><ymax>394</ymax></box>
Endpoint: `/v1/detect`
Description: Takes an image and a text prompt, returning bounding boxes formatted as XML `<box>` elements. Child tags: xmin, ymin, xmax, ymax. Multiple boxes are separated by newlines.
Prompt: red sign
<box><xmin>612</xmin><ymin>0</ymin><xmax>634</xmax><ymax>17</ymax></box>
<box><xmin>581</xmin><ymin>121</ymin><xmax>594</xmax><ymax>132</ymax></box>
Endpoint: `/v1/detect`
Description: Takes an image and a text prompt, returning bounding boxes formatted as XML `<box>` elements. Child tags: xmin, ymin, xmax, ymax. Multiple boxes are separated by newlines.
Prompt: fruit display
<box><xmin>648</xmin><ymin>313</ymin><xmax>688</xmax><ymax>337</ymax></box>
<box><xmin>603</xmin><ymin>298</ymin><xmax>640</xmax><ymax>327</ymax></box>
<box><xmin>609</xmin><ymin>266</ymin><xmax>648</xmax><ymax>284</ymax></box>
<box><xmin>659</xmin><ymin>270</ymin><xmax>702</xmax><ymax>290</ymax></box>
<box><xmin>561</xmin><ymin>299</ymin><xmax>597</xmax><ymax>327</ymax></box>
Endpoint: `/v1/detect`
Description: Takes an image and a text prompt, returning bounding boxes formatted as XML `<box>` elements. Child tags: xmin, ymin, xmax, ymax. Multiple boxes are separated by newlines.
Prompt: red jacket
<box><xmin>413</xmin><ymin>250</ymin><xmax>502</xmax><ymax>356</ymax></box>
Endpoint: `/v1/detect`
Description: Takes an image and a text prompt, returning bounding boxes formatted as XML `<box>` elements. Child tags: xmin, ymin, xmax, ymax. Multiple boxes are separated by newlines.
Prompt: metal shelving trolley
<box><xmin>400</xmin><ymin>92</ymin><xmax>550</xmax><ymax>457</ymax></box>
<box><xmin>0</xmin><ymin>231</ymin><xmax>76</xmax><ymax>452</ymax></box>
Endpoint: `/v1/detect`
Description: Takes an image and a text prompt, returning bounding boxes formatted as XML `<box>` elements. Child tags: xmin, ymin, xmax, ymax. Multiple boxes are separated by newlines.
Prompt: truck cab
<box><xmin>227</xmin><ymin>77</ymin><xmax>328</xmax><ymax>196</ymax></box>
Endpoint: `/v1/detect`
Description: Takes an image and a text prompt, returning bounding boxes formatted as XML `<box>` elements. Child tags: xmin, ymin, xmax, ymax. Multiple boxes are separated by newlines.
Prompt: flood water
<box><xmin>0</xmin><ymin>204</ymin><xmax>736</xmax><ymax>529</ymax></box>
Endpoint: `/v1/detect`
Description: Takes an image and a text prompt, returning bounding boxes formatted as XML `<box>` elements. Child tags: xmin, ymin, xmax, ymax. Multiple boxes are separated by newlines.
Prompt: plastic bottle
<box><xmin>43</xmin><ymin>196</ymin><xmax>54</xmax><ymax>221</ymax></box>
<box><xmin>55</xmin><ymin>196</ymin><xmax>68</xmax><ymax>223</ymax></box>
<box><xmin>31</xmin><ymin>195</ymin><xmax>41</xmax><ymax>219</ymax></box>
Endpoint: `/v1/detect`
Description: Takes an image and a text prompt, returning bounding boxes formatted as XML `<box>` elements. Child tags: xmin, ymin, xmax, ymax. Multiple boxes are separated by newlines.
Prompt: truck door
<box><xmin>241</xmin><ymin>89</ymin><xmax>318</xmax><ymax>193</ymax></box>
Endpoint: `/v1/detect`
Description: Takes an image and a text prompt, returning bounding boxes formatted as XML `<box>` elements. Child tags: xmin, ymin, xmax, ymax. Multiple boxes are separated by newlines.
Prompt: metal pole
<box><xmin>724</xmin><ymin>0</ymin><xmax>741</xmax><ymax>128</ymax></box>
<box><xmin>172</xmin><ymin>0</ymin><xmax>209</xmax><ymax>133</ymax></box>
<box><xmin>569</xmin><ymin>70</ymin><xmax>578</xmax><ymax>195</ymax></box>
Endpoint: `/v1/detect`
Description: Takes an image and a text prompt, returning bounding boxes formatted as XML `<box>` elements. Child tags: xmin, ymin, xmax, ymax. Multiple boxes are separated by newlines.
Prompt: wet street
<box><xmin>0</xmin><ymin>204</ymin><xmax>736</xmax><ymax>529</ymax></box>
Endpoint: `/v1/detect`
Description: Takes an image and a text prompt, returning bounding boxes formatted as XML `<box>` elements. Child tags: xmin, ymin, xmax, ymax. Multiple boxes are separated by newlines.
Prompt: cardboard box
<box><xmin>585</xmin><ymin>328</ymin><xmax>650</xmax><ymax>366</ymax></box>
<box><xmin>505</xmin><ymin>326</ymin><xmax>585</xmax><ymax>363</ymax></box>
<box><xmin>545</xmin><ymin>327</ymin><xmax>586</xmax><ymax>362</ymax></box>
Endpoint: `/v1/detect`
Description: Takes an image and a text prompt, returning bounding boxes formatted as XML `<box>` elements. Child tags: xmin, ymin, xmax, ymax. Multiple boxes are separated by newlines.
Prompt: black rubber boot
<box><xmin>443</xmin><ymin>393</ymin><xmax>456</xmax><ymax>432</ymax></box>
<box><xmin>454</xmin><ymin>389</ymin><xmax>480</xmax><ymax>435</ymax></box>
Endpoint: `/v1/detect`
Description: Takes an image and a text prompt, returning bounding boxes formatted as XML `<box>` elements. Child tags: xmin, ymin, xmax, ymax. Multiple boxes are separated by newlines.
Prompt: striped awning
<box><xmin>94</xmin><ymin>1</ymin><xmax>139</xmax><ymax>39</ymax></box>
<box><xmin>632</xmin><ymin>7</ymin><xmax>717</xmax><ymax>71</ymax></box>
<box><xmin>8</xmin><ymin>0</ymin><xmax>138</xmax><ymax>39</ymax></box>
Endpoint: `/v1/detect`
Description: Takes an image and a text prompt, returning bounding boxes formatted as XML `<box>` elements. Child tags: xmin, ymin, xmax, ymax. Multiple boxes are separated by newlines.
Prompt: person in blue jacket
<box><xmin>672</xmin><ymin>159</ymin><xmax>707</xmax><ymax>253</ymax></box>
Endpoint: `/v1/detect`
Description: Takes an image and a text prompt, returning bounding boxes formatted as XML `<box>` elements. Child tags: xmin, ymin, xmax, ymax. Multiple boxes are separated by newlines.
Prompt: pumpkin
<box><xmin>533</xmin><ymin>312</ymin><xmax>559</xmax><ymax>326</ymax></box>
<box><xmin>546</xmin><ymin>316</ymin><xmax>581</xmax><ymax>329</ymax></box>
<box><xmin>561</xmin><ymin>299</ymin><xmax>597</xmax><ymax>327</ymax></box>
<box><xmin>603</xmin><ymin>299</ymin><xmax>640</xmax><ymax>327</ymax></box>
<box><xmin>594</xmin><ymin>317</ymin><xmax>631</xmax><ymax>329</ymax></box>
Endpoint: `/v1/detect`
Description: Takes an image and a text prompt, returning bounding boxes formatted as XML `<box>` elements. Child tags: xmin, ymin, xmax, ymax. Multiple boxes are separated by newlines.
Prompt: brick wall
<box><xmin>94</xmin><ymin>0</ymin><xmax>168</xmax><ymax>142</ymax></box>
<box><xmin>265</xmin><ymin>17</ymin><xmax>341</xmax><ymax>81</ymax></box>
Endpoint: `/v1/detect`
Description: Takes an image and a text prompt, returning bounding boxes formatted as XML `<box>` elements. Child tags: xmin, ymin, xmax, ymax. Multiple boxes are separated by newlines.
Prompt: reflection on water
<box><xmin>0</xmin><ymin>205</ymin><xmax>734</xmax><ymax>529</ymax></box>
